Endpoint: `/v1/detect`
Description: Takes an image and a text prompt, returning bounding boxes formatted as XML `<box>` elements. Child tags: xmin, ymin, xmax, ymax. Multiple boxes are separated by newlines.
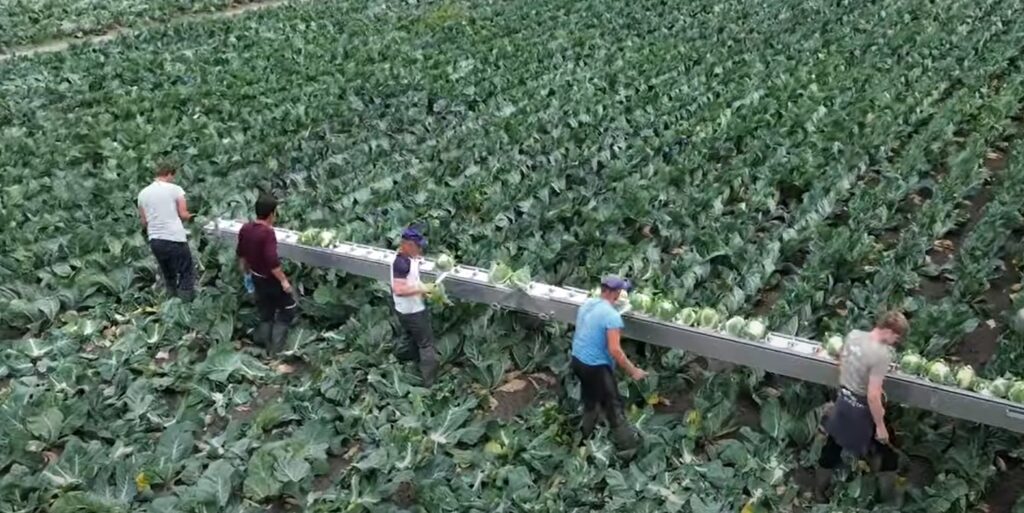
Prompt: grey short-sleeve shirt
<box><xmin>838</xmin><ymin>330</ymin><xmax>893</xmax><ymax>396</ymax></box>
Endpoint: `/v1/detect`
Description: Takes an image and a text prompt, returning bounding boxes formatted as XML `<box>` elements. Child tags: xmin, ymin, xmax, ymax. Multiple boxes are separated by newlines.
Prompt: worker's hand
<box><xmin>874</xmin><ymin>424</ymin><xmax>890</xmax><ymax>445</ymax></box>
<box><xmin>629</xmin><ymin>367</ymin><xmax>648</xmax><ymax>381</ymax></box>
<box><xmin>281</xmin><ymin>280</ymin><xmax>293</xmax><ymax>294</ymax></box>
<box><xmin>421</xmin><ymin>283</ymin><xmax>437</xmax><ymax>296</ymax></box>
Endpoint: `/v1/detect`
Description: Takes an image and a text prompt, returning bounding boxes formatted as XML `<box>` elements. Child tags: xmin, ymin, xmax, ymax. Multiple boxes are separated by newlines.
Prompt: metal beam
<box><xmin>205</xmin><ymin>219</ymin><xmax>1024</xmax><ymax>433</ymax></box>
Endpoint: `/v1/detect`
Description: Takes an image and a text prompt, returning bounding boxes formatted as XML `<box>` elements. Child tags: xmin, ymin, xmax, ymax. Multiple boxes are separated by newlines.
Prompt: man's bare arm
<box><xmin>176</xmin><ymin>196</ymin><xmax>193</xmax><ymax>221</ymax></box>
<box><xmin>607</xmin><ymin>329</ymin><xmax>645</xmax><ymax>379</ymax></box>
<box><xmin>392</xmin><ymin>278</ymin><xmax>424</xmax><ymax>297</ymax></box>
<box><xmin>867</xmin><ymin>373</ymin><xmax>888</xmax><ymax>442</ymax></box>
<box><xmin>271</xmin><ymin>266</ymin><xmax>291</xmax><ymax>293</ymax></box>
<box><xmin>139</xmin><ymin>206</ymin><xmax>148</xmax><ymax>227</ymax></box>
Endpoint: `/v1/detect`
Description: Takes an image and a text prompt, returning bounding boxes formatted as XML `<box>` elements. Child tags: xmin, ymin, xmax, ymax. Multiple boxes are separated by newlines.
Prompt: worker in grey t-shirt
<box><xmin>137</xmin><ymin>163</ymin><xmax>195</xmax><ymax>301</ymax></box>
<box><xmin>814</xmin><ymin>311</ymin><xmax>908</xmax><ymax>506</ymax></box>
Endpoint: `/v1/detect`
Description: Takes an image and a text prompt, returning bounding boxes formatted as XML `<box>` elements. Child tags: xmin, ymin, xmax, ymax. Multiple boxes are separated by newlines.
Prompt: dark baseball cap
<box><xmin>601</xmin><ymin>275</ymin><xmax>632</xmax><ymax>291</ymax></box>
<box><xmin>401</xmin><ymin>227</ymin><xmax>427</xmax><ymax>248</ymax></box>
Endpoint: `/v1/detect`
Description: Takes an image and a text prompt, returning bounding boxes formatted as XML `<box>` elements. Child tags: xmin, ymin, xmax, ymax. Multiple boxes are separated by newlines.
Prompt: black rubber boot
<box><xmin>253</xmin><ymin>322</ymin><xmax>273</xmax><ymax>349</ymax></box>
<box><xmin>270</xmin><ymin>322</ymin><xmax>291</xmax><ymax>354</ymax></box>
<box><xmin>419</xmin><ymin>359</ymin><xmax>438</xmax><ymax>388</ymax></box>
<box><xmin>813</xmin><ymin>468</ymin><xmax>833</xmax><ymax>503</ymax></box>
<box><xmin>876</xmin><ymin>471</ymin><xmax>904</xmax><ymax>507</ymax></box>
<box><xmin>611</xmin><ymin>423</ymin><xmax>640</xmax><ymax>461</ymax></box>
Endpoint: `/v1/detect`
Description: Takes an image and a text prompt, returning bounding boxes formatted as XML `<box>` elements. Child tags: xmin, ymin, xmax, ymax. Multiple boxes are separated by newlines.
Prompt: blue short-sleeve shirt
<box><xmin>571</xmin><ymin>298</ymin><xmax>625</xmax><ymax>368</ymax></box>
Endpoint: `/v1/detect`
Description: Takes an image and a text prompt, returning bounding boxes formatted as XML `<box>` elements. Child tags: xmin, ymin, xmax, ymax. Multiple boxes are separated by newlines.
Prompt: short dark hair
<box><xmin>155</xmin><ymin>163</ymin><xmax>177</xmax><ymax>177</ymax></box>
<box><xmin>255</xmin><ymin>193</ymin><xmax>278</xmax><ymax>220</ymax></box>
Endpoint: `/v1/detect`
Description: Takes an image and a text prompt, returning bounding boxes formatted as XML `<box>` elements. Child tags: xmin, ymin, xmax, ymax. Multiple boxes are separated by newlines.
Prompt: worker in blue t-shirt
<box><xmin>571</xmin><ymin>275</ymin><xmax>647</xmax><ymax>452</ymax></box>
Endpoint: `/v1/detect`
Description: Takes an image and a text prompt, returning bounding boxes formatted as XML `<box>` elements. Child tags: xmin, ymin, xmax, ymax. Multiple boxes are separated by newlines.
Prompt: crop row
<box><xmin>0</xmin><ymin>0</ymin><xmax>272</xmax><ymax>49</ymax></box>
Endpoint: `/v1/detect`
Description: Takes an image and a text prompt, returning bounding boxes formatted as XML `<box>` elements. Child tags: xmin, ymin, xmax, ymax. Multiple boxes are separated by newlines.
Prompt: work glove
<box><xmin>244</xmin><ymin>273</ymin><xmax>255</xmax><ymax>294</ymax></box>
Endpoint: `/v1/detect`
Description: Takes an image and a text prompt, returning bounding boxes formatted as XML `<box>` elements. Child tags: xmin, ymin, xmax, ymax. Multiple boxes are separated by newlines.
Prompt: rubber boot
<box><xmin>176</xmin><ymin>288</ymin><xmax>195</xmax><ymax>302</ymax></box>
<box><xmin>608</xmin><ymin>409</ymin><xmax>640</xmax><ymax>459</ymax></box>
<box><xmin>876</xmin><ymin>471</ymin><xmax>904</xmax><ymax>507</ymax></box>
<box><xmin>253</xmin><ymin>322</ymin><xmax>273</xmax><ymax>349</ymax></box>
<box><xmin>419</xmin><ymin>359</ymin><xmax>438</xmax><ymax>388</ymax></box>
<box><xmin>813</xmin><ymin>468</ymin><xmax>833</xmax><ymax>503</ymax></box>
<box><xmin>270</xmin><ymin>322</ymin><xmax>291</xmax><ymax>354</ymax></box>
<box><xmin>612</xmin><ymin>423</ymin><xmax>640</xmax><ymax>461</ymax></box>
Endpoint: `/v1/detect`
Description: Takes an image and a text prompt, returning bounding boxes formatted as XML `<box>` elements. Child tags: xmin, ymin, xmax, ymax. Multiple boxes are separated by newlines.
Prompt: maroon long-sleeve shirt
<box><xmin>236</xmin><ymin>221</ymin><xmax>280</xmax><ymax>277</ymax></box>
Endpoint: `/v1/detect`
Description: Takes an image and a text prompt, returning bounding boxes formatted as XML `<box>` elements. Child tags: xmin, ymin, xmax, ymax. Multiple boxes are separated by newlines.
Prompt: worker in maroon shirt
<box><xmin>236</xmin><ymin>193</ymin><xmax>297</xmax><ymax>352</ymax></box>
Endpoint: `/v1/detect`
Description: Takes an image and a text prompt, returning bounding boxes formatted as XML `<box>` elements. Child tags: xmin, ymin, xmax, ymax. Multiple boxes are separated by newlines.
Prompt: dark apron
<box><xmin>824</xmin><ymin>388</ymin><xmax>874</xmax><ymax>457</ymax></box>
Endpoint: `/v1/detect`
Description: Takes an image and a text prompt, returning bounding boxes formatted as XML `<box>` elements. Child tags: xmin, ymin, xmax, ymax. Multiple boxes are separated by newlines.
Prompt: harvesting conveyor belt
<box><xmin>204</xmin><ymin>219</ymin><xmax>1024</xmax><ymax>433</ymax></box>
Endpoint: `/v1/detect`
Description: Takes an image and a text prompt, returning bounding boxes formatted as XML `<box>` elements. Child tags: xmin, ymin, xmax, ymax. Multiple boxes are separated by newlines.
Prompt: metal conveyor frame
<box><xmin>205</xmin><ymin>219</ymin><xmax>1024</xmax><ymax>433</ymax></box>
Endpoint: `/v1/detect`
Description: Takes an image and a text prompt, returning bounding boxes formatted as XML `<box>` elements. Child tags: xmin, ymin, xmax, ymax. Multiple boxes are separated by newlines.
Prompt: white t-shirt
<box><xmin>391</xmin><ymin>253</ymin><xmax>425</xmax><ymax>314</ymax></box>
<box><xmin>137</xmin><ymin>181</ymin><xmax>187</xmax><ymax>242</ymax></box>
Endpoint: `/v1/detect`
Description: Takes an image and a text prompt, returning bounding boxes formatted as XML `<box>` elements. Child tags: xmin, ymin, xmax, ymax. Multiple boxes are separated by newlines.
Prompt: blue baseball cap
<box><xmin>401</xmin><ymin>227</ymin><xmax>427</xmax><ymax>248</ymax></box>
<box><xmin>601</xmin><ymin>275</ymin><xmax>632</xmax><ymax>292</ymax></box>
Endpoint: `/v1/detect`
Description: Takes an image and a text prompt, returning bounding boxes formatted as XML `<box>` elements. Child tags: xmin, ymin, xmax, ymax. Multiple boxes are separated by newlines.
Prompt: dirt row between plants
<box><xmin>0</xmin><ymin>0</ymin><xmax>298</xmax><ymax>63</ymax></box>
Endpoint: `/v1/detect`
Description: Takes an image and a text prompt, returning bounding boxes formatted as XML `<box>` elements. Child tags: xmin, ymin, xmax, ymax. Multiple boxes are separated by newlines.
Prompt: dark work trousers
<box><xmin>571</xmin><ymin>357</ymin><xmax>626</xmax><ymax>430</ymax></box>
<box><xmin>252</xmin><ymin>273</ymin><xmax>298</xmax><ymax>324</ymax></box>
<box><xmin>819</xmin><ymin>389</ymin><xmax>898</xmax><ymax>472</ymax></box>
<box><xmin>570</xmin><ymin>356</ymin><xmax>643</xmax><ymax>456</ymax></box>
<box><xmin>149</xmin><ymin>239</ymin><xmax>196</xmax><ymax>299</ymax></box>
<box><xmin>396</xmin><ymin>310</ymin><xmax>439</xmax><ymax>386</ymax></box>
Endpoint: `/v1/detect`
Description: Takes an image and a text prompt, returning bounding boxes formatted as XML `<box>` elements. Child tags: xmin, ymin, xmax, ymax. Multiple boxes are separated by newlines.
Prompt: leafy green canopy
<box><xmin>4</xmin><ymin>0</ymin><xmax>1024</xmax><ymax>352</ymax></box>
<box><xmin>1</xmin><ymin>277</ymin><xmax>1020</xmax><ymax>512</ymax></box>
<box><xmin>0</xmin><ymin>0</ymin><xmax>266</xmax><ymax>50</ymax></box>
<box><xmin>2</xmin><ymin>0</ymin><xmax>1024</xmax><ymax>510</ymax></box>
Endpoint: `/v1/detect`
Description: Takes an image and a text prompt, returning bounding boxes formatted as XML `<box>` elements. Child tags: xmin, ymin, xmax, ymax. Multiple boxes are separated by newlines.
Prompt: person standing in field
<box><xmin>137</xmin><ymin>163</ymin><xmax>195</xmax><ymax>301</ymax></box>
<box><xmin>571</xmin><ymin>275</ymin><xmax>647</xmax><ymax>455</ymax></box>
<box><xmin>236</xmin><ymin>193</ymin><xmax>297</xmax><ymax>353</ymax></box>
<box><xmin>390</xmin><ymin>227</ymin><xmax>439</xmax><ymax>388</ymax></box>
<box><xmin>815</xmin><ymin>311</ymin><xmax>909</xmax><ymax>505</ymax></box>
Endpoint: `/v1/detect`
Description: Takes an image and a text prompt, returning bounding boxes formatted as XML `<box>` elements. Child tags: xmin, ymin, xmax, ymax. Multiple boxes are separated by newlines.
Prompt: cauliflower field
<box><xmin>3</xmin><ymin>0</ymin><xmax>1024</xmax><ymax>511</ymax></box>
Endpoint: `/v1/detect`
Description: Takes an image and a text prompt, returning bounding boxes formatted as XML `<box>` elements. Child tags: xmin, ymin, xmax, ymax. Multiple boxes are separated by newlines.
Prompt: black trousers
<box><xmin>149</xmin><ymin>239</ymin><xmax>195</xmax><ymax>297</ymax></box>
<box><xmin>396</xmin><ymin>310</ymin><xmax>437</xmax><ymax>364</ymax></box>
<box><xmin>819</xmin><ymin>435</ymin><xmax>898</xmax><ymax>472</ymax></box>
<box><xmin>570</xmin><ymin>356</ymin><xmax>625</xmax><ymax>427</ymax></box>
<box><xmin>252</xmin><ymin>273</ymin><xmax>297</xmax><ymax>324</ymax></box>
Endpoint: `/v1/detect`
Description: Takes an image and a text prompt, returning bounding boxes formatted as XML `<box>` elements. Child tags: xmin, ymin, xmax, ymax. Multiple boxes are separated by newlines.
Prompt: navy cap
<box><xmin>401</xmin><ymin>227</ymin><xmax>427</xmax><ymax>248</ymax></box>
<box><xmin>601</xmin><ymin>275</ymin><xmax>632</xmax><ymax>291</ymax></box>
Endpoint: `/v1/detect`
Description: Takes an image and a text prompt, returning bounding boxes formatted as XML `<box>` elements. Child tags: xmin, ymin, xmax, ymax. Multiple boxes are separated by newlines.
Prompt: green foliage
<box><xmin>4</xmin><ymin>0</ymin><xmax>1024</xmax><ymax>511</ymax></box>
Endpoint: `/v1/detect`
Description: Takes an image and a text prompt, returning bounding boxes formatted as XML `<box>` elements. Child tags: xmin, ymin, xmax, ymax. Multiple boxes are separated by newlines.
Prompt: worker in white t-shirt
<box><xmin>391</xmin><ymin>226</ymin><xmax>438</xmax><ymax>387</ymax></box>
<box><xmin>137</xmin><ymin>163</ymin><xmax>195</xmax><ymax>301</ymax></box>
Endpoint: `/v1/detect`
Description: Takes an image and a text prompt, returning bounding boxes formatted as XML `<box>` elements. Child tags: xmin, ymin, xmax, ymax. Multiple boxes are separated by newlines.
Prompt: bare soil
<box><xmin>733</xmin><ymin>394</ymin><xmax>761</xmax><ymax>430</ymax></box>
<box><xmin>392</xmin><ymin>480</ymin><xmax>417</xmax><ymax>509</ymax></box>
<box><xmin>916</xmin><ymin>275</ymin><xmax>950</xmax><ymax>300</ymax></box>
<box><xmin>790</xmin><ymin>467</ymin><xmax>815</xmax><ymax>499</ymax></box>
<box><xmin>313</xmin><ymin>442</ymin><xmax>360</xmax><ymax>492</ymax></box>
<box><xmin>653</xmin><ymin>388</ymin><xmax>696</xmax><ymax>415</ymax></box>
<box><xmin>955</xmin><ymin>319</ymin><xmax>1001</xmax><ymax>369</ymax></box>
<box><xmin>488</xmin><ymin>372</ymin><xmax>558</xmax><ymax>421</ymax></box>
<box><xmin>752</xmin><ymin>286</ymin><xmax>782</xmax><ymax>316</ymax></box>
<box><xmin>905</xmin><ymin>455</ymin><xmax>936</xmax><ymax>488</ymax></box>
<box><xmin>229</xmin><ymin>385</ymin><xmax>282</xmax><ymax>422</ymax></box>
